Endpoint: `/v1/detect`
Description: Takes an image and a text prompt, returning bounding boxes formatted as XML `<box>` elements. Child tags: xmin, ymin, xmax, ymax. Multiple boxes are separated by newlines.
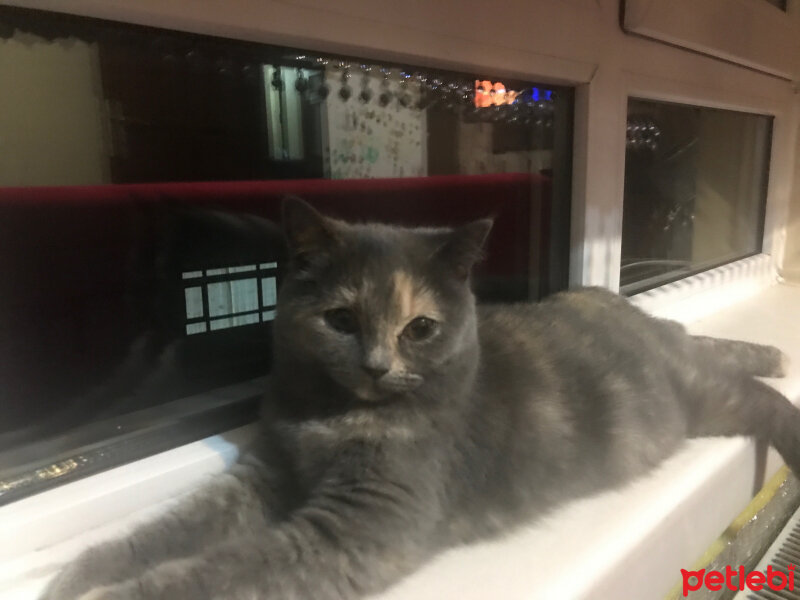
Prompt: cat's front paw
<box><xmin>40</xmin><ymin>557</ymin><xmax>96</xmax><ymax>600</ymax></box>
<box><xmin>39</xmin><ymin>541</ymin><xmax>134</xmax><ymax>600</ymax></box>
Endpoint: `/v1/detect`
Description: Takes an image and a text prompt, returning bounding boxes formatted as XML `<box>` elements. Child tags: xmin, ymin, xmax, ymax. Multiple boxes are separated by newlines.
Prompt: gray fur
<box><xmin>41</xmin><ymin>199</ymin><xmax>797</xmax><ymax>600</ymax></box>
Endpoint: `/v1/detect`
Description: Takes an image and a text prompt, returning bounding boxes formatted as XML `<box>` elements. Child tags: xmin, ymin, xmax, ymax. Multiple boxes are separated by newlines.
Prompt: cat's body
<box><xmin>42</xmin><ymin>200</ymin><xmax>796</xmax><ymax>600</ymax></box>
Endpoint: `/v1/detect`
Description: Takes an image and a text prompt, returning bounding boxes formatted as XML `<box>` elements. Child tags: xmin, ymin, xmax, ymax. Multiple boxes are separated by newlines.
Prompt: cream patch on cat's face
<box><xmin>381</xmin><ymin>271</ymin><xmax>440</xmax><ymax>375</ymax></box>
<box><xmin>306</xmin><ymin>271</ymin><xmax>441</xmax><ymax>401</ymax></box>
<box><xmin>391</xmin><ymin>270</ymin><xmax>440</xmax><ymax>327</ymax></box>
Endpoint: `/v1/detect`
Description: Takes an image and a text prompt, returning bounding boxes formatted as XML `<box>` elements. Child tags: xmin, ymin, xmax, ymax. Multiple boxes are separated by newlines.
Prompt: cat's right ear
<box><xmin>282</xmin><ymin>196</ymin><xmax>340</xmax><ymax>270</ymax></box>
<box><xmin>435</xmin><ymin>218</ymin><xmax>494</xmax><ymax>281</ymax></box>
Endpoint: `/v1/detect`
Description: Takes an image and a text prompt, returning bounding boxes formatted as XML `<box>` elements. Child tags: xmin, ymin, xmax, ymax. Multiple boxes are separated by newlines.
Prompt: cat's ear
<box><xmin>282</xmin><ymin>196</ymin><xmax>341</xmax><ymax>268</ymax></box>
<box><xmin>436</xmin><ymin>218</ymin><xmax>493</xmax><ymax>281</ymax></box>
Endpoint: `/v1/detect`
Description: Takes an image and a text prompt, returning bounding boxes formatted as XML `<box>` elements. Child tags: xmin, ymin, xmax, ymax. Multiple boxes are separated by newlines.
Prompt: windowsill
<box><xmin>2</xmin><ymin>278</ymin><xmax>799</xmax><ymax>600</ymax></box>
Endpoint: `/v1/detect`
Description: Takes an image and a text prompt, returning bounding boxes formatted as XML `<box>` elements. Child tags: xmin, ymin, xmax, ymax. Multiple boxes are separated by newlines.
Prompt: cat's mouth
<box><xmin>352</xmin><ymin>374</ymin><xmax>423</xmax><ymax>402</ymax></box>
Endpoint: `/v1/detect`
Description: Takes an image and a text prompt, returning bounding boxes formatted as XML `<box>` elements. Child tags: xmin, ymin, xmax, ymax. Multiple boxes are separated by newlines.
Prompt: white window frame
<box><xmin>623</xmin><ymin>0</ymin><xmax>800</xmax><ymax>80</ymax></box>
<box><xmin>566</xmin><ymin>1</ymin><xmax>800</xmax><ymax>293</ymax></box>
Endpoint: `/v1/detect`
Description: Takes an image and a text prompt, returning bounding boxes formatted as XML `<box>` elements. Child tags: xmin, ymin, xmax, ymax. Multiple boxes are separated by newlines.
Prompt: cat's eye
<box><xmin>324</xmin><ymin>308</ymin><xmax>359</xmax><ymax>334</ymax></box>
<box><xmin>402</xmin><ymin>317</ymin><xmax>438</xmax><ymax>342</ymax></box>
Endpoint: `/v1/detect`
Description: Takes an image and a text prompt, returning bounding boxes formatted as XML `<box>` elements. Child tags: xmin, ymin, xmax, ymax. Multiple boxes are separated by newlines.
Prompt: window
<box><xmin>621</xmin><ymin>98</ymin><xmax>772</xmax><ymax>294</ymax></box>
<box><xmin>0</xmin><ymin>6</ymin><xmax>573</xmax><ymax>501</ymax></box>
<box><xmin>183</xmin><ymin>263</ymin><xmax>278</xmax><ymax>335</ymax></box>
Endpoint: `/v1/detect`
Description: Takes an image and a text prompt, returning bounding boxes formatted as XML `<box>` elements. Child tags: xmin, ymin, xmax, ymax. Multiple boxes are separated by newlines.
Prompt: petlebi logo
<box><xmin>681</xmin><ymin>565</ymin><xmax>796</xmax><ymax>596</ymax></box>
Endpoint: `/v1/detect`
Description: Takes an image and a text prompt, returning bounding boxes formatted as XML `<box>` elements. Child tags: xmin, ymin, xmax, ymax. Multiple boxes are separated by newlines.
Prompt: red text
<box><xmin>681</xmin><ymin>565</ymin><xmax>795</xmax><ymax>596</ymax></box>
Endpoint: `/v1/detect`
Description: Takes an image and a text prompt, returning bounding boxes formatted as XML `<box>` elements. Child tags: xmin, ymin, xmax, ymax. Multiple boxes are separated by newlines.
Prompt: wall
<box><xmin>456</xmin><ymin>121</ymin><xmax>551</xmax><ymax>175</ymax></box>
<box><xmin>782</xmin><ymin>100</ymin><xmax>800</xmax><ymax>282</ymax></box>
<box><xmin>0</xmin><ymin>31</ymin><xmax>110</xmax><ymax>186</ymax></box>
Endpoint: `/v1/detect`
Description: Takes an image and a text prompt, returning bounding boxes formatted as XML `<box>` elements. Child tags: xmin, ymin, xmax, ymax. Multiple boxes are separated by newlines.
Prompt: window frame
<box><xmin>617</xmin><ymin>86</ymin><xmax>778</xmax><ymax>296</ymax></box>
<box><xmin>0</xmin><ymin>6</ymin><xmax>580</xmax><ymax>503</ymax></box>
<box><xmin>620</xmin><ymin>68</ymin><xmax>797</xmax><ymax>285</ymax></box>
<box><xmin>623</xmin><ymin>0</ymin><xmax>800</xmax><ymax>80</ymax></box>
<box><xmin>572</xmin><ymin>27</ymin><xmax>798</xmax><ymax>293</ymax></box>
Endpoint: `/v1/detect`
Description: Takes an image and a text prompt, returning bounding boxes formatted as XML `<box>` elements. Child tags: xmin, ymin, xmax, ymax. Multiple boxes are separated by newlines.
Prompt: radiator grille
<box><xmin>733</xmin><ymin>503</ymin><xmax>800</xmax><ymax>600</ymax></box>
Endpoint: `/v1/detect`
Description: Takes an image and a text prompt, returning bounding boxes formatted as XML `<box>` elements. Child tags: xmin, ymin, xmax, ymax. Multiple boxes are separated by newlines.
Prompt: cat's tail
<box><xmin>692</xmin><ymin>336</ymin><xmax>789</xmax><ymax>378</ymax></box>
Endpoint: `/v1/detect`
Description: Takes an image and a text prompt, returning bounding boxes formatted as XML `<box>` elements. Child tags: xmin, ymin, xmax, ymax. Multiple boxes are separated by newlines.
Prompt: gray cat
<box><xmin>41</xmin><ymin>198</ymin><xmax>796</xmax><ymax>600</ymax></box>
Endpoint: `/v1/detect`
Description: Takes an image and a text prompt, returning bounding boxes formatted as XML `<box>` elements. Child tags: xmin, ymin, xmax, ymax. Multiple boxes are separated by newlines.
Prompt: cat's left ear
<box><xmin>282</xmin><ymin>196</ymin><xmax>341</xmax><ymax>270</ymax></box>
<box><xmin>436</xmin><ymin>218</ymin><xmax>494</xmax><ymax>281</ymax></box>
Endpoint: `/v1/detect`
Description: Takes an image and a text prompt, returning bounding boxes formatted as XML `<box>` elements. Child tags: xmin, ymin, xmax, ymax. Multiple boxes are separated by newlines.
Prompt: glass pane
<box><xmin>207</xmin><ymin>278</ymin><xmax>258</xmax><ymax>317</ymax></box>
<box><xmin>0</xmin><ymin>6</ymin><xmax>573</xmax><ymax>500</ymax></box>
<box><xmin>621</xmin><ymin>98</ymin><xmax>771</xmax><ymax>294</ymax></box>
<box><xmin>261</xmin><ymin>277</ymin><xmax>278</xmax><ymax>307</ymax></box>
<box><xmin>183</xmin><ymin>286</ymin><xmax>204</xmax><ymax>319</ymax></box>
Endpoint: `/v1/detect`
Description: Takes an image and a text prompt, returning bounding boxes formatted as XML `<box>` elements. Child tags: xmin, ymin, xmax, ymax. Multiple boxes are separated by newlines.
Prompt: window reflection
<box><xmin>622</xmin><ymin>98</ymin><xmax>771</xmax><ymax>294</ymax></box>
<box><xmin>182</xmin><ymin>264</ymin><xmax>279</xmax><ymax>336</ymax></box>
<box><xmin>0</xmin><ymin>10</ymin><xmax>565</xmax><ymax>186</ymax></box>
<box><xmin>0</xmin><ymin>6</ymin><xmax>574</xmax><ymax>500</ymax></box>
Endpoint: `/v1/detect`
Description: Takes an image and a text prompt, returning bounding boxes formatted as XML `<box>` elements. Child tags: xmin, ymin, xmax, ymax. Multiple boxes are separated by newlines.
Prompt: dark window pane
<box><xmin>0</xmin><ymin>7</ymin><xmax>573</xmax><ymax>500</ymax></box>
<box><xmin>621</xmin><ymin>98</ymin><xmax>771</xmax><ymax>294</ymax></box>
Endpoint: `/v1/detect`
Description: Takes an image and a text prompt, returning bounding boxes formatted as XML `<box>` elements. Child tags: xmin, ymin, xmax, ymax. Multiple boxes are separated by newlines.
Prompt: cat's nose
<box><xmin>362</xmin><ymin>346</ymin><xmax>391</xmax><ymax>379</ymax></box>
<box><xmin>362</xmin><ymin>364</ymin><xmax>389</xmax><ymax>379</ymax></box>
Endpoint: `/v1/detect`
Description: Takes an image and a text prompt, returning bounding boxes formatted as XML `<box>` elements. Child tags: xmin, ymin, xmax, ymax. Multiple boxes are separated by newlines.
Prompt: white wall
<box><xmin>782</xmin><ymin>96</ymin><xmax>800</xmax><ymax>283</ymax></box>
<box><xmin>456</xmin><ymin>121</ymin><xmax>551</xmax><ymax>176</ymax></box>
<box><xmin>0</xmin><ymin>31</ymin><xmax>109</xmax><ymax>186</ymax></box>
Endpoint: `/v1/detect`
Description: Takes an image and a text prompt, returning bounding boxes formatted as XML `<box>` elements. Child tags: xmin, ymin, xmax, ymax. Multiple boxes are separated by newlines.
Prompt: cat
<box><xmin>40</xmin><ymin>197</ymin><xmax>796</xmax><ymax>600</ymax></box>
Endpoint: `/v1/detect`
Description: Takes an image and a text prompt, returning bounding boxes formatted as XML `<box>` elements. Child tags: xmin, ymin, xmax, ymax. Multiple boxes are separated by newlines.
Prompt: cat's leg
<box><xmin>67</xmin><ymin>458</ymin><xmax>446</xmax><ymax>600</ymax></box>
<box><xmin>691</xmin><ymin>336</ymin><xmax>789</xmax><ymax>378</ymax></box>
<box><xmin>687</xmin><ymin>374</ymin><xmax>800</xmax><ymax>474</ymax></box>
<box><xmin>39</xmin><ymin>458</ymin><xmax>282</xmax><ymax>600</ymax></box>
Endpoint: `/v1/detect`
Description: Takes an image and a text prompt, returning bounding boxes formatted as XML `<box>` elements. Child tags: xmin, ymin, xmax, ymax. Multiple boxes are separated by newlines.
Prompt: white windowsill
<box><xmin>2</xmin><ymin>262</ymin><xmax>799</xmax><ymax>600</ymax></box>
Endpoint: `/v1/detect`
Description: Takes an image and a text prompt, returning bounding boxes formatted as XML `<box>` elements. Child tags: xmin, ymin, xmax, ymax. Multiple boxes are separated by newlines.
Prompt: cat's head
<box><xmin>273</xmin><ymin>197</ymin><xmax>491</xmax><ymax>404</ymax></box>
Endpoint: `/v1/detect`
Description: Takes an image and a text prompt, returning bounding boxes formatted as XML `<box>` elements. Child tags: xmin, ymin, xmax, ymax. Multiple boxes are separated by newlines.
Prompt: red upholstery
<box><xmin>0</xmin><ymin>173</ymin><xmax>550</xmax><ymax>280</ymax></box>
